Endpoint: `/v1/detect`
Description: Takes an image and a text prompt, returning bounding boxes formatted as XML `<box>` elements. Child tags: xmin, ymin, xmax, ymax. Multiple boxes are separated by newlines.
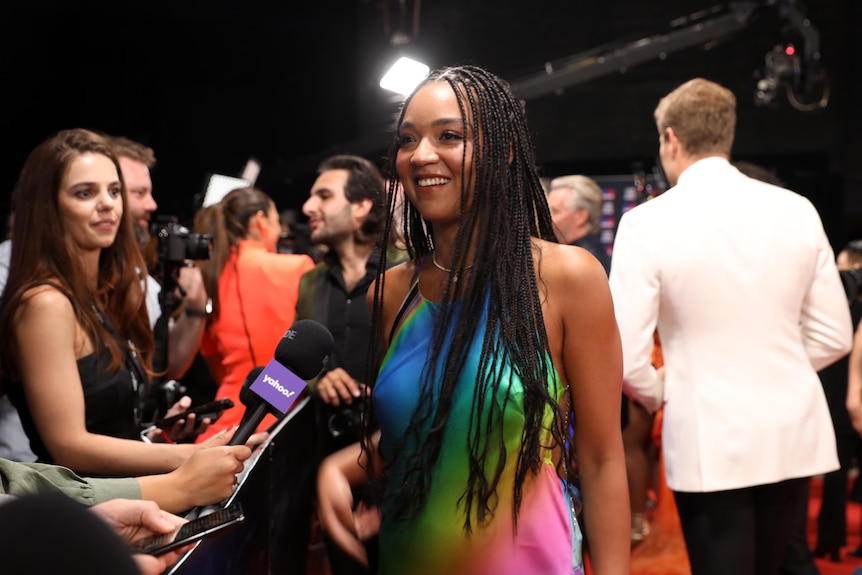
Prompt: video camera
<box><xmin>151</xmin><ymin>218</ymin><xmax>213</xmax><ymax>267</ymax></box>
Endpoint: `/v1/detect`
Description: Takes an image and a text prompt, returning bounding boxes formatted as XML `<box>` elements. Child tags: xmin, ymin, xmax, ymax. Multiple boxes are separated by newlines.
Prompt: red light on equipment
<box><xmin>785</xmin><ymin>45</ymin><xmax>796</xmax><ymax>56</ymax></box>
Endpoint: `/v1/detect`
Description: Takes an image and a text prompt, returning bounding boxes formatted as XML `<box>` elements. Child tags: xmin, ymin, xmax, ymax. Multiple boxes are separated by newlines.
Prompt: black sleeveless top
<box><xmin>6</xmin><ymin>321</ymin><xmax>140</xmax><ymax>465</ymax></box>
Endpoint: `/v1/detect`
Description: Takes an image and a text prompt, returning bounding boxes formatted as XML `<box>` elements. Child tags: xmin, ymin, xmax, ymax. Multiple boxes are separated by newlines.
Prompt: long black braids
<box><xmin>366</xmin><ymin>65</ymin><xmax>566</xmax><ymax>534</ymax></box>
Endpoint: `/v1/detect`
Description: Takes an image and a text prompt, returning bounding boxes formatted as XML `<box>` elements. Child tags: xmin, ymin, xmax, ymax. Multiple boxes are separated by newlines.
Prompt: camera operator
<box><xmin>295</xmin><ymin>155</ymin><xmax>407</xmax><ymax>575</ymax></box>
<box><xmin>109</xmin><ymin>136</ymin><xmax>211</xmax><ymax>436</ymax></box>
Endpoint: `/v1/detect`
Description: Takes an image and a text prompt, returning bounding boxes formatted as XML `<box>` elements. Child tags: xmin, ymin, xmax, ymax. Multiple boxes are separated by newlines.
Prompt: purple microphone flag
<box><xmin>249</xmin><ymin>358</ymin><xmax>307</xmax><ymax>414</ymax></box>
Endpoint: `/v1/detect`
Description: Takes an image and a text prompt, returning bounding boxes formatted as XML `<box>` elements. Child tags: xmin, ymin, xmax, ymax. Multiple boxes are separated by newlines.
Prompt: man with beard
<box><xmin>296</xmin><ymin>154</ymin><xmax>405</xmax><ymax>575</ymax></box>
<box><xmin>109</xmin><ymin>136</ymin><xmax>211</xmax><ymax>417</ymax></box>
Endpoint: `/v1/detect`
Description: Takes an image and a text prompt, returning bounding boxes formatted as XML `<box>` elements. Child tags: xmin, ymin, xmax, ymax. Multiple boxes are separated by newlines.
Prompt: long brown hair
<box><xmin>193</xmin><ymin>186</ymin><xmax>274</xmax><ymax>318</ymax></box>
<box><xmin>0</xmin><ymin>129</ymin><xmax>154</xmax><ymax>389</ymax></box>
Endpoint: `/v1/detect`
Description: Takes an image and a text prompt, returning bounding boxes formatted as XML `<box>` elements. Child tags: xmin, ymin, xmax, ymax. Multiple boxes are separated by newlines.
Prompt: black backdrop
<box><xmin>2</xmin><ymin>1</ymin><xmax>859</xmax><ymax>245</ymax></box>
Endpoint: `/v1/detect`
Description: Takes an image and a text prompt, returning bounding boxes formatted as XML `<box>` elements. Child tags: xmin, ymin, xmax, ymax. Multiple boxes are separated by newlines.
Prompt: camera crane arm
<box><xmin>507</xmin><ymin>0</ymin><xmax>826</xmax><ymax>111</ymax></box>
<box><xmin>508</xmin><ymin>2</ymin><xmax>760</xmax><ymax>101</ymax></box>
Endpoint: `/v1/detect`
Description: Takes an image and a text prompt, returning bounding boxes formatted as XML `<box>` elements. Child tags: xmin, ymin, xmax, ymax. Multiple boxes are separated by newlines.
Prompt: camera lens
<box><xmin>185</xmin><ymin>233</ymin><xmax>213</xmax><ymax>260</ymax></box>
<box><xmin>326</xmin><ymin>401</ymin><xmax>364</xmax><ymax>439</ymax></box>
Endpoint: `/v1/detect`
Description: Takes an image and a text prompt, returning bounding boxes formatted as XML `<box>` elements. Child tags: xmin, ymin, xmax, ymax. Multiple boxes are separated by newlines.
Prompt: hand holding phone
<box><xmin>131</xmin><ymin>502</ymin><xmax>245</xmax><ymax>556</ymax></box>
<box><xmin>155</xmin><ymin>398</ymin><xmax>234</xmax><ymax>429</ymax></box>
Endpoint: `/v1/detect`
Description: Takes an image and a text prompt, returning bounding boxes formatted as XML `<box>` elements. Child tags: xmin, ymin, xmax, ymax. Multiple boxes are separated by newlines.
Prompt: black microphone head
<box><xmin>274</xmin><ymin>319</ymin><xmax>334</xmax><ymax>380</ymax></box>
<box><xmin>239</xmin><ymin>366</ymin><xmax>265</xmax><ymax>407</ymax></box>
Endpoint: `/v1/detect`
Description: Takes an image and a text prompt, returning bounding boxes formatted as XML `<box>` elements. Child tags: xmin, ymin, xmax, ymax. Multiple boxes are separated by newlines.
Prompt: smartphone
<box><xmin>132</xmin><ymin>502</ymin><xmax>245</xmax><ymax>556</ymax></box>
<box><xmin>154</xmin><ymin>398</ymin><xmax>234</xmax><ymax>429</ymax></box>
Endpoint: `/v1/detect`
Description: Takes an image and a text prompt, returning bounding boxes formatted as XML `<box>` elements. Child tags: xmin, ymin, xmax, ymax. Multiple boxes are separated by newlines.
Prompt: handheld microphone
<box><xmin>235</xmin><ymin>366</ymin><xmax>265</xmax><ymax>431</ymax></box>
<box><xmin>228</xmin><ymin>319</ymin><xmax>333</xmax><ymax>446</ymax></box>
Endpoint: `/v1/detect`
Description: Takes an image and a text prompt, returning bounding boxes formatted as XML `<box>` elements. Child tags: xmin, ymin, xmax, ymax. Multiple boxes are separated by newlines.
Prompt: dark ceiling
<box><xmin>2</xmin><ymin>0</ymin><xmax>860</xmax><ymax>242</ymax></box>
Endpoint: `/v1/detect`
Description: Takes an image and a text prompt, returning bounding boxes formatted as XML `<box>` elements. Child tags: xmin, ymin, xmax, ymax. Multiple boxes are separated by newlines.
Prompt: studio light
<box><xmin>379</xmin><ymin>56</ymin><xmax>429</xmax><ymax>96</ymax></box>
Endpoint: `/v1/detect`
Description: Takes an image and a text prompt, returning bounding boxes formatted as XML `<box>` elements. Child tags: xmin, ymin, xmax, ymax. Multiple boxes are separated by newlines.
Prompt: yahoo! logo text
<box><xmin>263</xmin><ymin>374</ymin><xmax>296</xmax><ymax>399</ymax></box>
<box><xmin>250</xmin><ymin>359</ymin><xmax>307</xmax><ymax>414</ymax></box>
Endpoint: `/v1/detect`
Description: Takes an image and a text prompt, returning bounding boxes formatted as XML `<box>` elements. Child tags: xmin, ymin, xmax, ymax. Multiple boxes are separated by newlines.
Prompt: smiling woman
<box><xmin>315</xmin><ymin>65</ymin><xmax>630</xmax><ymax>575</ymax></box>
<box><xmin>58</xmin><ymin>153</ymin><xmax>124</xmax><ymax>254</ymax></box>
<box><xmin>394</xmin><ymin>84</ymin><xmax>473</xmax><ymax>230</ymax></box>
<box><xmin>0</xmin><ymin>129</ymin><xmax>170</xmax><ymax>472</ymax></box>
<box><xmin>0</xmin><ymin>130</ymin><xmax>252</xmax><ymax>513</ymax></box>
<box><xmin>0</xmin><ymin>129</ymin><xmax>153</xmax><ymax>432</ymax></box>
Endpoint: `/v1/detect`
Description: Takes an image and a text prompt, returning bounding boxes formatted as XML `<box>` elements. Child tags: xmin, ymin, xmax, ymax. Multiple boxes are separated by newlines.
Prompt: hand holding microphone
<box><xmin>235</xmin><ymin>366</ymin><xmax>264</xmax><ymax>433</ymax></box>
<box><xmin>229</xmin><ymin>319</ymin><xmax>334</xmax><ymax>446</ymax></box>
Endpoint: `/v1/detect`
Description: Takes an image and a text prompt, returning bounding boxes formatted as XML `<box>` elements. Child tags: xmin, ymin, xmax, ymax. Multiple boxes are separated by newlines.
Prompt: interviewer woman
<box><xmin>0</xmin><ymin>129</ymin><xmax>249</xmax><ymax>488</ymax></box>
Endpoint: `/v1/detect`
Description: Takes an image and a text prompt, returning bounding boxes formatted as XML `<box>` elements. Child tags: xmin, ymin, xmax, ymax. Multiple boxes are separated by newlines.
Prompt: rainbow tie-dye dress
<box><xmin>372</xmin><ymin>286</ymin><xmax>584</xmax><ymax>575</ymax></box>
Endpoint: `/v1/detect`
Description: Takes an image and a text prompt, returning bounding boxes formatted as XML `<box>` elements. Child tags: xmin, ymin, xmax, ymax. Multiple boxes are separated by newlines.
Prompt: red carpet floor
<box><xmin>308</xmin><ymin>471</ymin><xmax>862</xmax><ymax>574</ymax></box>
<box><xmin>625</xmin><ymin>475</ymin><xmax>862</xmax><ymax>575</ymax></box>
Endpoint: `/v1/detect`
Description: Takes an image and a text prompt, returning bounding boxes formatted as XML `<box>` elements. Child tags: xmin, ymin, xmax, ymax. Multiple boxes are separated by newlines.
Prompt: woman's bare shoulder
<box><xmin>369</xmin><ymin>260</ymin><xmax>419</xmax><ymax>344</ymax></box>
<box><xmin>18</xmin><ymin>283</ymin><xmax>73</xmax><ymax>315</ymax></box>
<box><xmin>12</xmin><ymin>283</ymin><xmax>78</xmax><ymax>344</ymax></box>
<box><xmin>534</xmin><ymin>238</ymin><xmax>607</xmax><ymax>288</ymax></box>
<box><xmin>371</xmin><ymin>260</ymin><xmax>416</xmax><ymax>298</ymax></box>
<box><xmin>384</xmin><ymin>259</ymin><xmax>417</xmax><ymax>285</ymax></box>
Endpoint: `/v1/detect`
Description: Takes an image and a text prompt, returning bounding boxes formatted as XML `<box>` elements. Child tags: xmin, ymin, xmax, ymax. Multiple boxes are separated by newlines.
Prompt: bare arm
<box><xmin>846</xmin><ymin>322</ymin><xmax>862</xmax><ymax>434</ymax></box>
<box><xmin>546</xmin><ymin>243</ymin><xmax>630</xmax><ymax>574</ymax></box>
<box><xmin>14</xmin><ymin>287</ymin><xmax>197</xmax><ymax>476</ymax></box>
<box><xmin>315</xmin><ymin>261</ymin><xmax>429</xmax><ymax>564</ymax></box>
<box><xmin>135</xmin><ymin>427</ymin><xmax>251</xmax><ymax>513</ymax></box>
<box><xmin>317</xmin><ymin>275</ymin><xmax>404</xmax><ymax>565</ymax></box>
<box><xmin>316</xmin><ymin>431</ymin><xmax>382</xmax><ymax>566</ymax></box>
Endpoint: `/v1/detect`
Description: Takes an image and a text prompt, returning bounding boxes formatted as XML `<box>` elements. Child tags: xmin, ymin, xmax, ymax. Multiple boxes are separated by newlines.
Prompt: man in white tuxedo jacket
<box><xmin>609</xmin><ymin>78</ymin><xmax>852</xmax><ymax>575</ymax></box>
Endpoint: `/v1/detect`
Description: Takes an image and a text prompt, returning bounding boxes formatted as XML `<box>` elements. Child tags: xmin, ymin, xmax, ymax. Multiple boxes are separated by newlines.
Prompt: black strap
<box><xmin>388</xmin><ymin>274</ymin><xmax>420</xmax><ymax>345</ymax></box>
<box><xmin>92</xmin><ymin>306</ymin><xmax>150</xmax><ymax>429</ymax></box>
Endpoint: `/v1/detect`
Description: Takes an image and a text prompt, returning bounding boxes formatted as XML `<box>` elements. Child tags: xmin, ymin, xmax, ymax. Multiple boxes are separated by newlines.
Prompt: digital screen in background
<box><xmin>592</xmin><ymin>173</ymin><xmax>658</xmax><ymax>258</ymax></box>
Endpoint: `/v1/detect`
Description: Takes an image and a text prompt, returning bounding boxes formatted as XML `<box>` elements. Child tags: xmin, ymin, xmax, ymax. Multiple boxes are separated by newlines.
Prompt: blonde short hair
<box><xmin>654</xmin><ymin>78</ymin><xmax>736</xmax><ymax>157</ymax></box>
